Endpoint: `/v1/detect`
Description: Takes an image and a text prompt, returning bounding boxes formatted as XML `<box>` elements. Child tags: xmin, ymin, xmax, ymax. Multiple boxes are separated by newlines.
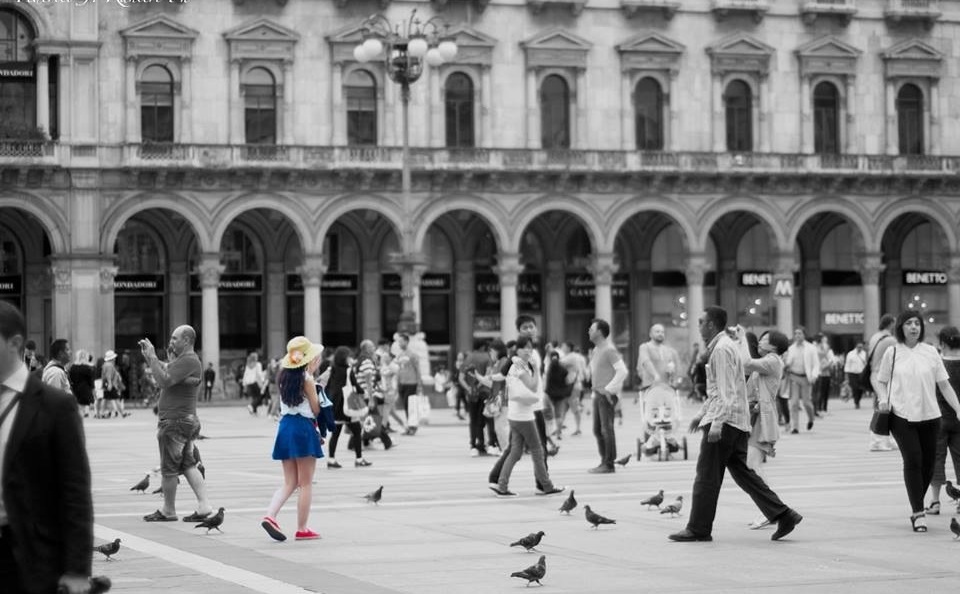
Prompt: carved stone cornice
<box><xmin>684</xmin><ymin>254</ymin><xmax>711</xmax><ymax>286</ymax></box>
<box><xmin>298</xmin><ymin>257</ymin><xmax>327</xmax><ymax>288</ymax></box>
<box><xmin>493</xmin><ymin>253</ymin><xmax>524</xmax><ymax>288</ymax></box>
<box><xmin>51</xmin><ymin>265</ymin><xmax>72</xmax><ymax>294</ymax></box>
<box><xmin>588</xmin><ymin>253</ymin><xmax>619</xmax><ymax>285</ymax></box>
<box><xmin>196</xmin><ymin>258</ymin><xmax>225</xmax><ymax>289</ymax></box>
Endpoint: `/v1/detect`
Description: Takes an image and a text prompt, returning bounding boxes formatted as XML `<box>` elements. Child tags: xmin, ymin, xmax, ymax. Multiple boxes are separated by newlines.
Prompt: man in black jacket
<box><xmin>0</xmin><ymin>301</ymin><xmax>93</xmax><ymax>594</ymax></box>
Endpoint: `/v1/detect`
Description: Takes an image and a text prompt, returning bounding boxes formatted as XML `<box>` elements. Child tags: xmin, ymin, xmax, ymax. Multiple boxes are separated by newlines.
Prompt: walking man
<box><xmin>669</xmin><ymin>306</ymin><xmax>802</xmax><ymax>542</ymax></box>
<box><xmin>395</xmin><ymin>333</ymin><xmax>421</xmax><ymax>435</ymax></box>
<box><xmin>783</xmin><ymin>327</ymin><xmax>819</xmax><ymax>434</ymax></box>
<box><xmin>203</xmin><ymin>362</ymin><xmax>216</xmax><ymax>402</ymax></box>
<box><xmin>140</xmin><ymin>325</ymin><xmax>213</xmax><ymax>523</ymax></box>
<box><xmin>588</xmin><ymin>319</ymin><xmax>628</xmax><ymax>474</ymax></box>
<box><xmin>843</xmin><ymin>342</ymin><xmax>867</xmax><ymax>409</ymax></box>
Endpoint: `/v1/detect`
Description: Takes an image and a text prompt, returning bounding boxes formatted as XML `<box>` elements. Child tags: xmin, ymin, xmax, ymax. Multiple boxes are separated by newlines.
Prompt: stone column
<box><xmin>845</xmin><ymin>76</ymin><xmax>857</xmax><ymax>154</ymax></box>
<box><xmin>526</xmin><ymin>68</ymin><xmax>538</xmax><ymax>149</ymax></box>
<box><xmin>758</xmin><ymin>74</ymin><xmax>771</xmax><ymax>152</ymax></box>
<box><xmin>455</xmin><ymin>260</ymin><xmax>474</xmax><ymax>355</ymax></box>
<box><xmin>58</xmin><ymin>55</ymin><xmax>72</xmax><ymax>143</ymax></box>
<box><xmin>49</xmin><ymin>260</ymin><xmax>72</xmax><ymax>344</ymax></box>
<box><xmin>180</xmin><ymin>56</ymin><xmax>193</xmax><ymax>144</ymax></box>
<box><xmin>281</xmin><ymin>60</ymin><xmax>294</xmax><ymax>145</ymax></box>
<box><xmin>429</xmin><ymin>66</ymin><xmax>443</xmax><ymax>148</ymax></box>
<box><xmin>633</xmin><ymin>259</ymin><xmax>653</xmax><ymax>348</ymax></box>
<box><xmin>589</xmin><ymin>253</ymin><xmax>618</xmax><ymax>327</ymax></box>
<box><xmin>773</xmin><ymin>252</ymin><xmax>797</xmax><ymax>335</ymax></box>
<box><xmin>99</xmin><ymin>265</ymin><xmax>118</xmax><ymax>356</ymax></box>
<box><xmin>125</xmin><ymin>56</ymin><xmax>138</xmax><ymax>143</ymax></box>
<box><xmin>229</xmin><ymin>59</ymin><xmax>242</xmax><ymax>144</ymax></box>
<box><xmin>396</xmin><ymin>254</ymin><xmax>427</xmax><ymax>325</ymax></box>
<box><xmin>24</xmin><ymin>263</ymin><xmax>49</xmax><ymax>348</ymax></box>
<box><xmin>168</xmin><ymin>262</ymin><xmax>189</xmax><ymax>329</ymax></box>
<box><xmin>362</xmin><ymin>258</ymin><xmax>381</xmax><ymax>341</ymax></box>
<box><xmin>36</xmin><ymin>55</ymin><xmax>50</xmax><ymax>136</ymax></box>
<box><xmin>480</xmin><ymin>66</ymin><xmax>493</xmax><ymax>149</ymax></box>
<box><xmin>929</xmin><ymin>79</ymin><xmax>941</xmax><ymax>156</ymax></box>
<box><xmin>712</xmin><ymin>73</ymin><xmax>725</xmax><ymax>152</ymax></box>
<box><xmin>669</xmin><ymin>69</ymin><xmax>680</xmax><ymax>151</ymax></box>
<box><xmin>947</xmin><ymin>253</ymin><xmax>960</xmax><ymax>328</ymax></box>
<box><xmin>800</xmin><ymin>74</ymin><xmax>812</xmax><ymax>154</ymax></box>
<box><xmin>266</xmin><ymin>261</ymin><xmax>286</xmax><ymax>356</ymax></box>
<box><xmin>620</xmin><ymin>72</ymin><xmax>632</xmax><ymax>150</ymax></box>
<box><xmin>545</xmin><ymin>260</ymin><xmax>565</xmax><ymax>344</ymax></box>
<box><xmin>331</xmin><ymin>61</ymin><xmax>345</xmax><ymax>145</ymax></box>
<box><xmin>885</xmin><ymin>79</ymin><xmax>897</xmax><ymax>155</ymax></box>
<box><xmin>685</xmin><ymin>254</ymin><xmax>709</xmax><ymax>352</ymax></box>
<box><xmin>494</xmin><ymin>253</ymin><xmax>523</xmax><ymax>343</ymax></box>
<box><xmin>858</xmin><ymin>253</ymin><xmax>885</xmax><ymax>341</ymax></box>
<box><xmin>383</xmin><ymin>77</ymin><xmax>396</xmax><ymax>147</ymax></box>
<box><xmin>575</xmin><ymin>68</ymin><xmax>587</xmax><ymax>149</ymax></box>
<box><xmin>197</xmin><ymin>255</ymin><xmax>223</xmax><ymax>396</ymax></box>
<box><xmin>803</xmin><ymin>259</ymin><xmax>822</xmax><ymax>334</ymax></box>
<box><xmin>299</xmin><ymin>257</ymin><xmax>325</xmax><ymax>343</ymax></box>
<box><xmin>719</xmin><ymin>257</ymin><xmax>737</xmax><ymax>316</ymax></box>
<box><xmin>884</xmin><ymin>258</ymin><xmax>901</xmax><ymax>322</ymax></box>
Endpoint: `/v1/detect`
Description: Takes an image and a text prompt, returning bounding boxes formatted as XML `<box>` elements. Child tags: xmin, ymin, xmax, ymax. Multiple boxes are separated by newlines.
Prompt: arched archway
<box><xmin>100</xmin><ymin>193</ymin><xmax>210</xmax><ymax>254</ymax></box>
<box><xmin>0</xmin><ymin>203</ymin><xmax>54</xmax><ymax>348</ymax></box>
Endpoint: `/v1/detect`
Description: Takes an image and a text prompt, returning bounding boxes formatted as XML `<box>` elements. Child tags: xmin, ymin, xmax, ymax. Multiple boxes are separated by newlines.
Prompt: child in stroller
<box><xmin>639</xmin><ymin>383</ymin><xmax>687</xmax><ymax>460</ymax></box>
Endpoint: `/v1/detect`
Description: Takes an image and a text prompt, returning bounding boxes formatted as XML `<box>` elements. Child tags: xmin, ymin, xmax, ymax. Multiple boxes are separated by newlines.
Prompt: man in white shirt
<box><xmin>783</xmin><ymin>327</ymin><xmax>819</xmax><ymax>434</ymax></box>
<box><xmin>843</xmin><ymin>342</ymin><xmax>867</xmax><ymax>409</ymax></box>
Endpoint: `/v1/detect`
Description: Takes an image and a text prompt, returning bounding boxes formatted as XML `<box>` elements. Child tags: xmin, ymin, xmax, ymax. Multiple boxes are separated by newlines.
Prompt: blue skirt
<box><xmin>272</xmin><ymin>414</ymin><xmax>324</xmax><ymax>460</ymax></box>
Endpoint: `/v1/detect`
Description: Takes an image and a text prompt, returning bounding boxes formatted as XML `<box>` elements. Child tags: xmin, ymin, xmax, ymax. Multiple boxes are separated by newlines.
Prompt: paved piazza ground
<box><xmin>86</xmin><ymin>396</ymin><xmax>960</xmax><ymax>594</ymax></box>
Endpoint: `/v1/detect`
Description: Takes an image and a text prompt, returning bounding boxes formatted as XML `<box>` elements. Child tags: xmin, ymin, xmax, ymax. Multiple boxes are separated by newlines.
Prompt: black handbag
<box><xmin>870</xmin><ymin>346</ymin><xmax>896</xmax><ymax>436</ymax></box>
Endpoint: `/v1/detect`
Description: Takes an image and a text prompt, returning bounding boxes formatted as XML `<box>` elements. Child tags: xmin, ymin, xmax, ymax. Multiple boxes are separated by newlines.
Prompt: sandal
<box><xmin>143</xmin><ymin>510</ymin><xmax>177</xmax><ymax>522</ymax></box>
<box><xmin>925</xmin><ymin>501</ymin><xmax>940</xmax><ymax>515</ymax></box>
<box><xmin>182</xmin><ymin>511</ymin><xmax>211</xmax><ymax>522</ymax></box>
<box><xmin>910</xmin><ymin>512</ymin><xmax>928</xmax><ymax>532</ymax></box>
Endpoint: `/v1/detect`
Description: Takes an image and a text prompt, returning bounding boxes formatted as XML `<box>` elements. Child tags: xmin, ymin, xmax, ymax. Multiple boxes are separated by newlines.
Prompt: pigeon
<box><xmin>945</xmin><ymin>480</ymin><xmax>960</xmax><ymax>503</ymax></box>
<box><xmin>510</xmin><ymin>531</ymin><xmax>545</xmax><ymax>552</ymax></box>
<box><xmin>640</xmin><ymin>490</ymin><xmax>664</xmax><ymax>510</ymax></box>
<box><xmin>559</xmin><ymin>490</ymin><xmax>577</xmax><ymax>515</ymax></box>
<box><xmin>93</xmin><ymin>538</ymin><xmax>121</xmax><ymax>561</ymax></box>
<box><xmin>951</xmin><ymin>517</ymin><xmax>960</xmax><ymax>540</ymax></box>
<box><xmin>615</xmin><ymin>454</ymin><xmax>632</xmax><ymax>467</ymax></box>
<box><xmin>661</xmin><ymin>496</ymin><xmax>684</xmax><ymax>517</ymax></box>
<box><xmin>130</xmin><ymin>473</ymin><xmax>150</xmax><ymax>494</ymax></box>
<box><xmin>195</xmin><ymin>507</ymin><xmax>225</xmax><ymax>534</ymax></box>
<box><xmin>584</xmin><ymin>505</ymin><xmax>616</xmax><ymax>529</ymax></box>
<box><xmin>364</xmin><ymin>485</ymin><xmax>384</xmax><ymax>505</ymax></box>
<box><xmin>510</xmin><ymin>555</ymin><xmax>546</xmax><ymax>586</ymax></box>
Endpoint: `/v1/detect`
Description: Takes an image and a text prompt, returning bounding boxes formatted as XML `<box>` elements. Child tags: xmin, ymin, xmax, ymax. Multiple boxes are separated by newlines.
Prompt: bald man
<box><xmin>139</xmin><ymin>325</ymin><xmax>213</xmax><ymax>523</ymax></box>
<box><xmin>637</xmin><ymin>324</ymin><xmax>681</xmax><ymax>396</ymax></box>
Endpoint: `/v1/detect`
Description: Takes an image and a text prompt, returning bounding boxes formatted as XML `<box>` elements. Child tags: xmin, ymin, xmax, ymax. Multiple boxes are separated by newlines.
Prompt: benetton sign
<box><xmin>903</xmin><ymin>271</ymin><xmax>948</xmax><ymax>285</ymax></box>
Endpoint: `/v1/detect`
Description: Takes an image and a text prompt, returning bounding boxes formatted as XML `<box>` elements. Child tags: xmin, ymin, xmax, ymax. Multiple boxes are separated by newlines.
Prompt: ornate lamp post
<box><xmin>354</xmin><ymin>10</ymin><xmax>457</xmax><ymax>329</ymax></box>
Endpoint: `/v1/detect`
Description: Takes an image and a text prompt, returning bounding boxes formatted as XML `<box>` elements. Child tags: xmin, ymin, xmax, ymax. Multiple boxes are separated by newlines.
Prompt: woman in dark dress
<box><xmin>68</xmin><ymin>349</ymin><xmax>96</xmax><ymax>417</ymax></box>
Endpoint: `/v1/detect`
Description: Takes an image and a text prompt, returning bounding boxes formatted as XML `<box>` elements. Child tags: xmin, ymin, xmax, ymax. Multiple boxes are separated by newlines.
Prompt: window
<box><xmin>0</xmin><ymin>9</ymin><xmax>33</xmax><ymax>62</ymax></box>
<box><xmin>115</xmin><ymin>221</ymin><xmax>166</xmax><ymax>273</ymax></box>
<box><xmin>140</xmin><ymin>65</ymin><xmax>174</xmax><ymax>143</ymax></box>
<box><xmin>813</xmin><ymin>81</ymin><xmax>839</xmax><ymax>155</ymax></box>
<box><xmin>220</xmin><ymin>228</ymin><xmax>262</xmax><ymax>273</ymax></box>
<box><xmin>897</xmin><ymin>83</ymin><xmax>923</xmax><ymax>156</ymax></box>
<box><xmin>0</xmin><ymin>9</ymin><xmax>36</xmax><ymax>134</ymax></box>
<box><xmin>634</xmin><ymin>77</ymin><xmax>663</xmax><ymax>150</ymax></box>
<box><xmin>444</xmin><ymin>72</ymin><xmax>474</xmax><ymax>148</ymax></box>
<box><xmin>345</xmin><ymin>69</ymin><xmax>377</xmax><ymax>146</ymax></box>
<box><xmin>243</xmin><ymin>67</ymin><xmax>276</xmax><ymax>145</ymax></box>
<box><xmin>540</xmin><ymin>74</ymin><xmax>570</xmax><ymax>149</ymax></box>
<box><xmin>724</xmin><ymin>80</ymin><xmax>752</xmax><ymax>152</ymax></box>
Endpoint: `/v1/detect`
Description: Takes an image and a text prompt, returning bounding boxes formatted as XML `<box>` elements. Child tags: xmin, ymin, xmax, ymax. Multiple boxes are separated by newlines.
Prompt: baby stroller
<box><xmin>637</xmin><ymin>382</ymin><xmax>688</xmax><ymax>461</ymax></box>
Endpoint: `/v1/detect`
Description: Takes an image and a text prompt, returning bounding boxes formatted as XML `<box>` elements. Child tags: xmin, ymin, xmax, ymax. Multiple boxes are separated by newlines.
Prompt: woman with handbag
<box><xmin>325</xmin><ymin>346</ymin><xmax>371</xmax><ymax>469</ymax></box>
<box><xmin>876</xmin><ymin>311</ymin><xmax>960</xmax><ymax>532</ymax></box>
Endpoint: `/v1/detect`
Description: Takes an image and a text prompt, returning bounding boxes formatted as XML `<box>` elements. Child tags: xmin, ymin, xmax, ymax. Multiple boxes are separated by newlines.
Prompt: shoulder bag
<box><xmin>869</xmin><ymin>346</ymin><xmax>896</xmax><ymax>436</ymax></box>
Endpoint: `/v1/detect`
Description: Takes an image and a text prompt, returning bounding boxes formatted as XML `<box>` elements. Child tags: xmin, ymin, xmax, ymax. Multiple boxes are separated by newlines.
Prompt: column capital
<box><xmin>99</xmin><ymin>266</ymin><xmax>119</xmax><ymax>295</ymax></box>
<box><xmin>493</xmin><ymin>253</ymin><xmax>524</xmax><ymax>287</ymax></box>
<box><xmin>773</xmin><ymin>251</ymin><xmax>799</xmax><ymax>278</ymax></box>
<box><xmin>196</xmin><ymin>254</ymin><xmax>224</xmax><ymax>289</ymax></box>
<box><xmin>298</xmin><ymin>256</ymin><xmax>327</xmax><ymax>288</ymax></box>
<box><xmin>588</xmin><ymin>253</ymin><xmax>618</xmax><ymax>285</ymax></box>
<box><xmin>51</xmin><ymin>265</ymin><xmax>71</xmax><ymax>294</ymax></box>
<box><xmin>684</xmin><ymin>253</ymin><xmax>711</xmax><ymax>286</ymax></box>
<box><xmin>857</xmin><ymin>252</ymin><xmax>886</xmax><ymax>286</ymax></box>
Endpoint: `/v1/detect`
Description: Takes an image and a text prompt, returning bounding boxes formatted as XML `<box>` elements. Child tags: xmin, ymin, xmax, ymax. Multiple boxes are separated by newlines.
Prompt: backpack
<box><xmin>860</xmin><ymin>334</ymin><xmax>888</xmax><ymax>394</ymax></box>
<box><xmin>545</xmin><ymin>354</ymin><xmax>572</xmax><ymax>400</ymax></box>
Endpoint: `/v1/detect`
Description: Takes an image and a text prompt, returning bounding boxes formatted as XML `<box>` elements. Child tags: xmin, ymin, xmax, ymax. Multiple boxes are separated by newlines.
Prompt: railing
<box><xmin>803</xmin><ymin>0</ymin><xmax>856</xmax><ymax>9</ymax></box>
<box><xmin>886</xmin><ymin>0</ymin><xmax>940</xmax><ymax>15</ymax></box>
<box><xmin>0</xmin><ymin>140</ymin><xmax>55</xmax><ymax>159</ymax></box>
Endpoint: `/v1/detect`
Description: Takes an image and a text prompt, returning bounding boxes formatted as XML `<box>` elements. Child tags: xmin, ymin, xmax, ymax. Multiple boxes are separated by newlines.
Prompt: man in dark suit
<box><xmin>0</xmin><ymin>301</ymin><xmax>93</xmax><ymax>594</ymax></box>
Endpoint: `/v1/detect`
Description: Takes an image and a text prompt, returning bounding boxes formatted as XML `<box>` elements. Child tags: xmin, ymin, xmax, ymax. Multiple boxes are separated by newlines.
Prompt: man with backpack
<box><xmin>460</xmin><ymin>340</ymin><xmax>492</xmax><ymax>456</ymax></box>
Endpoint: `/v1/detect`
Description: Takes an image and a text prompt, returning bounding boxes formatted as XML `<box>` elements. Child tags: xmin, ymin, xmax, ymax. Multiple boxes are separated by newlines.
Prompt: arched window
<box><xmin>444</xmin><ymin>72</ymin><xmax>474</xmax><ymax>148</ymax></box>
<box><xmin>897</xmin><ymin>83</ymin><xmax>924</xmax><ymax>155</ymax></box>
<box><xmin>141</xmin><ymin>65</ymin><xmax>174</xmax><ymax>143</ymax></box>
<box><xmin>220</xmin><ymin>227</ymin><xmax>262</xmax><ymax>273</ymax></box>
<box><xmin>243</xmin><ymin>67</ymin><xmax>276</xmax><ymax>145</ymax></box>
<box><xmin>345</xmin><ymin>69</ymin><xmax>377</xmax><ymax>146</ymax></box>
<box><xmin>115</xmin><ymin>221</ymin><xmax>166</xmax><ymax>273</ymax></box>
<box><xmin>540</xmin><ymin>75</ymin><xmax>570</xmax><ymax>149</ymax></box>
<box><xmin>813</xmin><ymin>81</ymin><xmax>839</xmax><ymax>155</ymax></box>
<box><xmin>634</xmin><ymin>77</ymin><xmax>663</xmax><ymax>150</ymax></box>
<box><xmin>724</xmin><ymin>80</ymin><xmax>752</xmax><ymax>152</ymax></box>
<box><xmin>0</xmin><ymin>9</ymin><xmax>37</xmax><ymax>133</ymax></box>
<box><xmin>424</xmin><ymin>227</ymin><xmax>454</xmax><ymax>272</ymax></box>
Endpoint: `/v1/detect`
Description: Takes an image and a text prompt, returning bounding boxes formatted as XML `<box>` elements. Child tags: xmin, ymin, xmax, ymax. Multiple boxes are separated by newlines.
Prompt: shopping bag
<box><xmin>417</xmin><ymin>393</ymin><xmax>431</xmax><ymax>425</ymax></box>
<box><xmin>407</xmin><ymin>395</ymin><xmax>421</xmax><ymax>427</ymax></box>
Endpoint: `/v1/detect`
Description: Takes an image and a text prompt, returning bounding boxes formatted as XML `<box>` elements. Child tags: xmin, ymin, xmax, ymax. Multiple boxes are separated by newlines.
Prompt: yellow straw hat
<box><xmin>281</xmin><ymin>336</ymin><xmax>323</xmax><ymax>369</ymax></box>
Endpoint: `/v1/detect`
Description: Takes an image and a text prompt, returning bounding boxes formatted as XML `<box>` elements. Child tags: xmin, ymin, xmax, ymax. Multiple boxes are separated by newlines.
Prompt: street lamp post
<box><xmin>354</xmin><ymin>10</ymin><xmax>457</xmax><ymax>327</ymax></box>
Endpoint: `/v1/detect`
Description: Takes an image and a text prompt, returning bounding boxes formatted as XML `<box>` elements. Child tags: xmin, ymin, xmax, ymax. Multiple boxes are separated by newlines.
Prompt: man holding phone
<box><xmin>140</xmin><ymin>326</ymin><xmax>213</xmax><ymax>523</ymax></box>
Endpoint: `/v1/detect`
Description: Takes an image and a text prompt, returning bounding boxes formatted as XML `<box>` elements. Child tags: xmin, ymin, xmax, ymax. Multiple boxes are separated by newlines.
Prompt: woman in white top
<box><xmin>876</xmin><ymin>311</ymin><xmax>960</xmax><ymax>532</ymax></box>
<box><xmin>243</xmin><ymin>352</ymin><xmax>266</xmax><ymax>416</ymax></box>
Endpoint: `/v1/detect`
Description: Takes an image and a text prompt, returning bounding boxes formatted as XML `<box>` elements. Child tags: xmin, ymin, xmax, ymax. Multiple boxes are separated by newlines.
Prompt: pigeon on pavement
<box><xmin>615</xmin><ymin>454</ymin><xmax>632</xmax><ymax>467</ymax></box>
<box><xmin>640</xmin><ymin>490</ymin><xmax>664</xmax><ymax>510</ymax></box>
<box><xmin>510</xmin><ymin>531</ymin><xmax>545</xmax><ymax>552</ymax></box>
<box><xmin>661</xmin><ymin>496</ymin><xmax>684</xmax><ymax>517</ymax></box>
<box><xmin>951</xmin><ymin>517</ymin><xmax>960</xmax><ymax>540</ymax></box>
<box><xmin>130</xmin><ymin>474</ymin><xmax>150</xmax><ymax>494</ymax></box>
<box><xmin>585</xmin><ymin>505</ymin><xmax>616</xmax><ymax>529</ymax></box>
<box><xmin>365</xmin><ymin>485</ymin><xmax>384</xmax><ymax>505</ymax></box>
<box><xmin>510</xmin><ymin>555</ymin><xmax>546</xmax><ymax>586</ymax></box>
<box><xmin>195</xmin><ymin>507</ymin><xmax>225</xmax><ymax>534</ymax></box>
<box><xmin>945</xmin><ymin>480</ymin><xmax>960</xmax><ymax>503</ymax></box>
<box><xmin>93</xmin><ymin>538</ymin><xmax>121</xmax><ymax>561</ymax></box>
<box><xmin>559</xmin><ymin>490</ymin><xmax>577</xmax><ymax>514</ymax></box>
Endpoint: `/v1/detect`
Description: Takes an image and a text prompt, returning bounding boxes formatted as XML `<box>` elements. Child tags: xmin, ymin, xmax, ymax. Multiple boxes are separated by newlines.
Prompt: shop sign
<box><xmin>114</xmin><ymin>274</ymin><xmax>164</xmax><ymax>293</ymax></box>
<box><xmin>903</xmin><ymin>270</ymin><xmax>948</xmax><ymax>285</ymax></box>
<box><xmin>565</xmin><ymin>274</ymin><xmax>630</xmax><ymax>311</ymax></box>
<box><xmin>190</xmin><ymin>273</ymin><xmax>261</xmax><ymax>293</ymax></box>
<box><xmin>0</xmin><ymin>275</ymin><xmax>21</xmax><ymax>295</ymax></box>
<box><xmin>823</xmin><ymin>311</ymin><xmax>864</xmax><ymax>326</ymax></box>
<box><xmin>0</xmin><ymin>62</ymin><xmax>34</xmax><ymax>79</ymax></box>
<box><xmin>773</xmin><ymin>278</ymin><xmax>794</xmax><ymax>298</ymax></box>
<box><xmin>286</xmin><ymin>273</ymin><xmax>358</xmax><ymax>293</ymax></box>
<box><xmin>474</xmin><ymin>273</ymin><xmax>542</xmax><ymax>312</ymax></box>
<box><xmin>381</xmin><ymin>273</ymin><xmax>451</xmax><ymax>292</ymax></box>
<box><xmin>740</xmin><ymin>271</ymin><xmax>772</xmax><ymax>287</ymax></box>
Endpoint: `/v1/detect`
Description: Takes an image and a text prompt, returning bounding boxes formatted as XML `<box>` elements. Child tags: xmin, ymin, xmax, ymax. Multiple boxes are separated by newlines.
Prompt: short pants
<box><xmin>157</xmin><ymin>415</ymin><xmax>201</xmax><ymax>477</ymax></box>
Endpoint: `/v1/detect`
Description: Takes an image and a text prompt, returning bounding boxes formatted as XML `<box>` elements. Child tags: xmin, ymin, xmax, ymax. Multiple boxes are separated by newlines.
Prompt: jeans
<box><xmin>489</xmin><ymin>422</ymin><xmax>547</xmax><ymax>491</ymax></box>
<box><xmin>846</xmin><ymin>373</ymin><xmax>864</xmax><ymax>408</ymax></box>
<box><xmin>786</xmin><ymin>374</ymin><xmax>815</xmax><ymax>431</ymax></box>
<box><xmin>467</xmin><ymin>397</ymin><xmax>487</xmax><ymax>452</ymax></box>
<box><xmin>932</xmin><ymin>415</ymin><xmax>960</xmax><ymax>487</ymax></box>
<box><xmin>776</xmin><ymin>396</ymin><xmax>790</xmax><ymax>426</ymax></box>
<box><xmin>888</xmin><ymin>414</ymin><xmax>941</xmax><ymax>513</ymax></box>
<box><xmin>497</xmin><ymin>419</ymin><xmax>555</xmax><ymax>491</ymax></box>
<box><xmin>329</xmin><ymin>422</ymin><xmax>362</xmax><ymax>460</ymax></box>
<box><xmin>814</xmin><ymin>375</ymin><xmax>831</xmax><ymax>412</ymax></box>
<box><xmin>687</xmin><ymin>423</ymin><xmax>790</xmax><ymax>536</ymax></box>
<box><xmin>592</xmin><ymin>392</ymin><xmax>617</xmax><ymax>467</ymax></box>
<box><xmin>245</xmin><ymin>383</ymin><xmax>264</xmax><ymax>413</ymax></box>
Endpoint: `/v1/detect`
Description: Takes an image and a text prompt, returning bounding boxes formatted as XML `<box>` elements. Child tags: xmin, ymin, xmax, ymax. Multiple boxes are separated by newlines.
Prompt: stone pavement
<box><xmin>85</xmin><ymin>397</ymin><xmax>960</xmax><ymax>594</ymax></box>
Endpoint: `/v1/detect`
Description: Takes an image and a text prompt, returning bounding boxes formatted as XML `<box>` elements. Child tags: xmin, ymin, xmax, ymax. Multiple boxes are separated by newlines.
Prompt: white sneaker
<box><xmin>470</xmin><ymin>448</ymin><xmax>479</xmax><ymax>457</ymax></box>
<box><xmin>748</xmin><ymin>516</ymin><xmax>771</xmax><ymax>530</ymax></box>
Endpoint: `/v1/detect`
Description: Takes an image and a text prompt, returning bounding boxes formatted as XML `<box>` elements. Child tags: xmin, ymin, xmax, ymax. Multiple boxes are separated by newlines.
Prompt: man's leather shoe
<box><xmin>668</xmin><ymin>529</ymin><xmax>712</xmax><ymax>542</ymax></box>
<box><xmin>588</xmin><ymin>465</ymin><xmax>615</xmax><ymax>474</ymax></box>
<box><xmin>771</xmin><ymin>509</ymin><xmax>802</xmax><ymax>541</ymax></box>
